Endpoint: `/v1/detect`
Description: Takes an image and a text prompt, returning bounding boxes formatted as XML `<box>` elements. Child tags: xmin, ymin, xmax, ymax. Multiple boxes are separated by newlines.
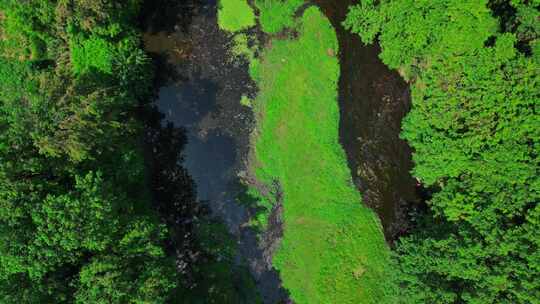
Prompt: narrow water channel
<box><xmin>315</xmin><ymin>0</ymin><xmax>421</xmax><ymax>239</ymax></box>
<box><xmin>141</xmin><ymin>0</ymin><xmax>289</xmax><ymax>302</ymax></box>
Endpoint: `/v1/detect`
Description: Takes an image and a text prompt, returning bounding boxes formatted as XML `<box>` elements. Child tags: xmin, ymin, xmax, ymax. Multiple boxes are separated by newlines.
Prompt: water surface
<box><xmin>315</xmin><ymin>0</ymin><xmax>421</xmax><ymax>239</ymax></box>
<box><xmin>142</xmin><ymin>0</ymin><xmax>289</xmax><ymax>302</ymax></box>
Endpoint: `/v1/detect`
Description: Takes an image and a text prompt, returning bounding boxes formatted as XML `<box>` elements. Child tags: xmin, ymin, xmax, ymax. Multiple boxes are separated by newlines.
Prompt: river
<box><xmin>141</xmin><ymin>0</ymin><xmax>289</xmax><ymax>302</ymax></box>
<box><xmin>141</xmin><ymin>0</ymin><xmax>420</xmax><ymax>302</ymax></box>
<box><xmin>314</xmin><ymin>0</ymin><xmax>421</xmax><ymax>239</ymax></box>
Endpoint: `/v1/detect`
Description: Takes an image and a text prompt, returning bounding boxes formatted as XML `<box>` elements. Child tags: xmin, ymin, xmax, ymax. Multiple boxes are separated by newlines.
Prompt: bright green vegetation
<box><xmin>345</xmin><ymin>1</ymin><xmax>540</xmax><ymax>303</ymax></box>
<box><xmin>230</xmin><ymin>33</ymin><xmax>256</xmax><ymax>63</ymax></box>
<box><xmin>71</xmin><ymin>37</ymin><xmax>114</xmax><ymax>74</ymax></box>
<box><xmin>253</xmin><ymin>0</ymin><xmax>304</xmax><ymax>34</ymax></box>
<box><xmin>248</xmin><ymin>7</ymin><xmax>395</xmax><ymax>304</ymax></box>
<box><xmin>218</xmin><ymin>0</ymin><xmax>256</xmax><ymax>32</ymax></box>
<box><xmin>240</xmin><ymin>95</ymin><xmax>252</xmax><ymax>107</ymax></box>
<box><xmin>217</xmin><ymin>0</ymin><xmax>396</xmax><ymax>302</ymax></box>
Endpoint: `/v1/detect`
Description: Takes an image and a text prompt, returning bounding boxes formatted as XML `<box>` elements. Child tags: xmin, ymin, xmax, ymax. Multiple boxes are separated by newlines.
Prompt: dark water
<box><xmin>144</xmin><ymin>0</ymin><xmax>253</xmax><ymax>231</ymax></box>
<box><xmin>142</xmin><ymin>1</ymin><xmax>289</xmax><ymax>303</ymax></box>
<box><xmin>314</xmin><ymin>0</ymin><xmax>421</xmax><ymax>239</ymax></box>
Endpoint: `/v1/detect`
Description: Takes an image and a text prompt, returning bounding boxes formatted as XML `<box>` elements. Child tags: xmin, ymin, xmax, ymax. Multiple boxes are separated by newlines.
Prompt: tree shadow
<box><xmin>148</xmin><ymin>52</ymin><xmax>185</xmax><ymax>88</ymax></box>
<box><xmin>141</xmin><ymin>105</ymin><xmax>205</xmax><ymax>286</ymax></box>
<box><xmin>140</xmin><ymin>0</ymin><xmax>203</xmax><ymax>34</ymax></box>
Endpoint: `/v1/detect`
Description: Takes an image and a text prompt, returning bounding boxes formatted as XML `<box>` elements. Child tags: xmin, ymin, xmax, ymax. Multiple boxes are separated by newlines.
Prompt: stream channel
<box><xmin>142</xmin><ymin>0</ymin><xmax>421</xmax><ymax>302</ymax></box>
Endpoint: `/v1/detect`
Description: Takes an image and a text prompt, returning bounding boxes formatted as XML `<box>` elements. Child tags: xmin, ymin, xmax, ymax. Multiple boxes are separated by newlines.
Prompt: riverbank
<box><xmin>219</xmin><ymin>2</ymin><xmax>397</xmax><ymax>303</ymax></box>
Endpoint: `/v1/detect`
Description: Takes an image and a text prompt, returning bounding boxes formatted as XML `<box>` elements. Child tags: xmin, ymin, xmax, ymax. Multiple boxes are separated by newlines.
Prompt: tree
<box><xmin>0</xmin><ymin>1</ymin><xmax>182</xmax><ymax>301</ymax></box>
<box><xmin>345</xmin><ymin>1</ymin><xmax>540</xmax><ymax>303</ymax></box>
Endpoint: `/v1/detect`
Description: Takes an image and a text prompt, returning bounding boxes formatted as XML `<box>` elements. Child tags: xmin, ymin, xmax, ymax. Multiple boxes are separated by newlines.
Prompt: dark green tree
<box><xmin>0</xmin><ymin>1</ymin><xmax>179</xmax><ymax>302</ymax></box>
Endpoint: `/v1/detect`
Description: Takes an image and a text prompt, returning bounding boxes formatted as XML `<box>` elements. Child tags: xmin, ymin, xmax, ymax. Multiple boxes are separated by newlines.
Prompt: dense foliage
<box><xmin>0</xmin><ymin>1</ymin><xmax>194</xmax><ymax>302</ymax></box>
<box><xmin>345</xmin><ymin>0</ymin><xmax>540</xmax><ymax>303</ymax></box>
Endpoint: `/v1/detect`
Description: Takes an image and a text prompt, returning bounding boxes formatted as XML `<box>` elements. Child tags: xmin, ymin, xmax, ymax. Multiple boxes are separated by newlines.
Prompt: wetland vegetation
<box><xmin>220</xmin><ymin>1</ymin><xmax>395</xmax><ymax>303</ymax></box>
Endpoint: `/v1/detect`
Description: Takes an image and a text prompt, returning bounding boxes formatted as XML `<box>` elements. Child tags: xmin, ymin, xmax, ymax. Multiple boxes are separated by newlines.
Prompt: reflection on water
<box><xmin>143</xmin><ymin>0</ymin><xmax>289</xmax><ymax>302</ymax></box>
<box><xmin>156</xmin><ymin>81</ymin><xmax>248</xmax><ymax>236</ymax></box>
<box><xmin>157</xmin><ymin>80</ymin><xmax>217</xmax><ymax>129</ymax></box>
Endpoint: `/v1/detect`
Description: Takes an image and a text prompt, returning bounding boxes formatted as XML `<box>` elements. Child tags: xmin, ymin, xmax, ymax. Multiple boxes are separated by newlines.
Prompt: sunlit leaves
<box><xmin>346</xmin><ymin>1</ymin><xmax>540</xmax><ymax>302</ymax></box>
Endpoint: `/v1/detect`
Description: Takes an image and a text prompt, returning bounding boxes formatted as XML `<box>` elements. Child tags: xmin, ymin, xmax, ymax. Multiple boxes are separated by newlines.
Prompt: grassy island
<box><xmin>219</xmin><ymin>2</ymin><xmax>396</xmax><ymax>303</ymax></box>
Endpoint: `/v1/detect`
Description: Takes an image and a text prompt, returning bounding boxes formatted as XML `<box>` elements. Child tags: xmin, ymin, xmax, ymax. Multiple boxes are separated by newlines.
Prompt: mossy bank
<box><xmin>219</xmin><ymin>1</ymin><xmax>397</xmax><ymax>303</ymax></box>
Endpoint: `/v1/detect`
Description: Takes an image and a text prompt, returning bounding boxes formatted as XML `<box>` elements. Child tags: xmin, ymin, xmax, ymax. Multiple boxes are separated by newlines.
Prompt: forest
<box><xmin>345</xmin><ymin>0</ymin><xmax>540</xmax><ymax>302</ymax></box>
<box><xmin>0</xmin><ymin>0</ymin><xmax>185</xmax><ymax>301</ymax></box>
<box><xmin>0</xmin><ymin>0</ymin><xmax>538</xmax><ymax>303</ymax></box>
<box><xmin>0</xmin><ymin>0</ymin><xmax>257</xmax><ymax>302</ymax></box>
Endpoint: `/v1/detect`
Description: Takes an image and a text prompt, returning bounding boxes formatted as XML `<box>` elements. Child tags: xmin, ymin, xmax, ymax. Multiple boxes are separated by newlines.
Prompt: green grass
<box><xmin>230</xmin><ymin>33</ymin><xmax>256</xmax><ymax>63</ymax></box>
<box><xmin>254</xmin><ymin>0</ymin><xmax>304</xmax><ymax>34</ymax></box>
<box><xmin>217</xmin><ymin>0</ymin><xmax>397</xmax><ymax>301</ymax></box>
<box><xmin>71</xmin><ymin>36</ymin><xmax>114</xmax><ymax>75</ymax></box>
<box><xmin>218</xmin><ymin>0</ymin><xmax>304</xmax><ymax>34</ymax></box>
<box><xmin>218</xmin><ymin>0</ymin><xmax>256</xmax><ymax>32</ymax></box>
<box><xmin>249</xmin><ymin>7</ymin><xmax>397</xmax><ymax>303</ymax></box>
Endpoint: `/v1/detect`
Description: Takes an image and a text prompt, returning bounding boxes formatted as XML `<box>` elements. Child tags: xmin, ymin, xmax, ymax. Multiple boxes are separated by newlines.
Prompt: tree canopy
<box><xmin>0</xmin><ymin>0</ymin><xmax>181</xmax><ymax>302</ymax></box>
<box><xmin>345</xmin><ymin>1</ymin><xmax>540</xmax><ymax>303</ymax></box>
